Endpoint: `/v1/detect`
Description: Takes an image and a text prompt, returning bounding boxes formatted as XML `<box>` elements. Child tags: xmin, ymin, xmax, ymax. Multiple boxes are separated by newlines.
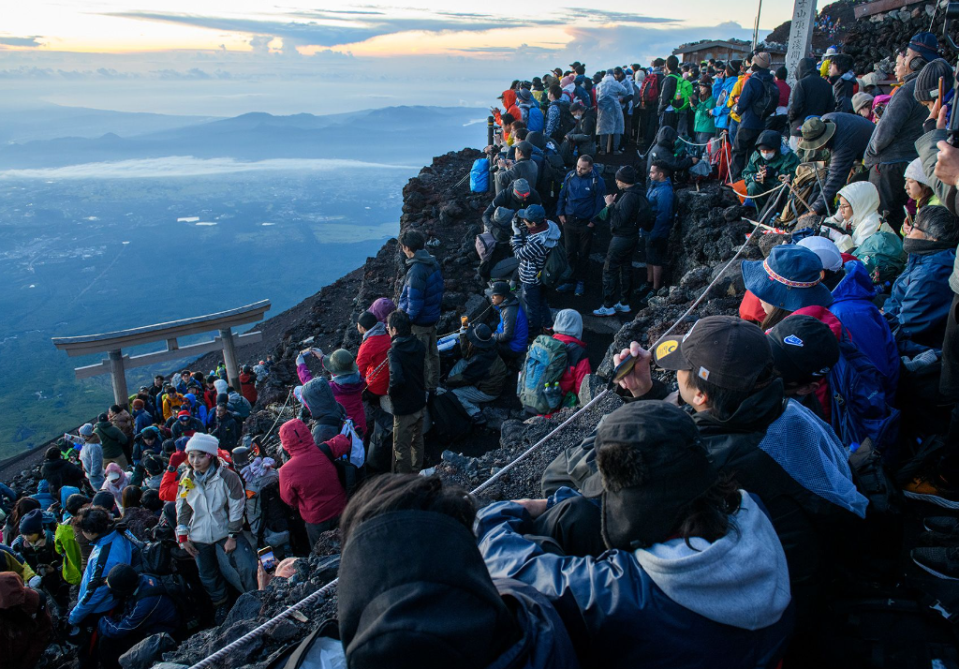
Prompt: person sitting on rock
<box><xmin>68</xmin><ymin>505</ymin><xmax>142</xmax><ymax>632</ymax></box>
<box><xmin>337</xmin><ymin>474</ymin><xmax>581</xmax><ymax>669</ymax></box>
<box><xmin>278</xmin><ymin>419</ymin><xmax>350</xmax><ymax>548</ymax></box>
<box><xmin>55</xmin><ymin>493</ymin><xmax>89</xmax><ymax>586</ymax></box>
<box><xmin>476</xmin><ymin>401</ymin><xmax>794</xmax><ymax>668</ymax></box>
<box><xmin>446</xmin><ymin>324</ymin><xmax>509</xmax><ymax>425</ymax></box>
<box><xmin>161</xmin><ymin>385</ymin><xmax>186</xmax><ymax>422</ymax></box>
<box><xmin>95</xmin><ymin>412</ymin><xmax>130</xmax><ymax>469</ymax></box>
<box><xmin>767</xmin><ymin>315</ymin><xmax>842</xmax><ymax>421</ymax></box>
<box><xmin>40</xmin><ymin>446</ymin><xmax>85</xmax><ymax>502</ymax></box>
<box><xmin>356</xmin><ymin>310</ymin><xmax>391</xmax><ymax>402</ymax></box>
<box><xmin>489</xmin><ymin>281</ymin><xmax>529</xmax><ymax>361</ymax></box>
<box><xmin>511</xmin><ymin>204</ymin><xmax>561</xmax><ymax>334</ymax></box>
<box><xmin>742</xmin><ymin>244</ymin><xmax>836</xmax><ymax>331</ymax></box>
<box><xmin>175</xmin><ymin>434</ymin><xmax>257</xmax><ymax>619</ymax></box>
<box><xmin>11</xmin><ymin>509</ymin><xmax>67</xmax><ymax>606</ymax></box>
<box><xmin>552</xmin><ymin>309</ymin><xmax>592</xmax><ymax>402</ymax></box>
<box><xmin>298</xmin><ymin>348</ymin><xmax>367</xmax><ymax>437</ymax></box>
<box><xmin>0</xmin><ymin>572</ymin><xmax>52</xmax><ymax>669</ymax></box>
<box><xmin>120</xmin><ymin>486</ymin><xmax>158</xmax><ymax>542</ymax></box>
<box><xmin>170</xmin><ymin>409</ymin><xmax>206</xmax><ymax>442</ymax></box>
<box><xmin>742</xmin><ymin>130</ymin><xmax>800</xmax><ymax>211</ymax></box>
<box><xmin>97</xmin><ymin>565</ymin><xmax>180</xmax><ymax>668</ymax></box>
<box><xmin>821</xmin><ymin>181</ymin><xmax>897</xmax><ymax>254</ymax></box>
<box><xmin>495</xmin><ymin>140</ymin><xmax>539</xmax><ymax>195</ymax></box>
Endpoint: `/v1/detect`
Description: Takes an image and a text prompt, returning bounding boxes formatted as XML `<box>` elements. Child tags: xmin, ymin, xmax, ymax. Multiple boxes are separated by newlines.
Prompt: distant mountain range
<box><xmin>0</xmin><ymin>106</ymin><xmax>487</xmax><ymax>169</ymax></box>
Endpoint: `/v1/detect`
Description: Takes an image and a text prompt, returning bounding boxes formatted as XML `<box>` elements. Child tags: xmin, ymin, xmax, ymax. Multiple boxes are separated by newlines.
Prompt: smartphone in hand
<box><xmin>258</xmin><ymin>546</ymin><xmax>277</xmax><ymax>571</ymax></box>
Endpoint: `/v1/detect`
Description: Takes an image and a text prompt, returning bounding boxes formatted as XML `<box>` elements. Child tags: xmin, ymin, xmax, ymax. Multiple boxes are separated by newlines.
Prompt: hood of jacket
<box><xmin>837</xmin><ymin>181</ymin><xmax>880</xmax><ymax>231</ymax></box>
<box><xmin>655</xmin><ymin>125</ymin><xmax>677</xmax><ymax>149</ymax></box>
<box><xmin>635</xmin><ymin>491</ymin><xmax>791</xmax><ymax>630</ymax></box>
<box><xmin>797</xmin><ymin>57</ymin><xmax>817</xmax><ymax>79</ymax></box>
<box><xmin>530</xmin><ymin>220</ymin><xmax>562</xmax><ymax>248</ymax></box>
<box><xmin>407</xmin><ymin>248</ymin><xmax>439</xmax><ymax>270</ymax></box>
<box><xmin>213</xmin><ymin>379</ymin><xmax>228</xmax><ymax>396</ymax></box>
<box><xmin>339</xmin><ymin>510</ymin><xmax>520</xmax><ymax>669</ymax></box>
<box><xmin>362</xmin><ymin>320</ymin><xmax>387</xmax><ymax>341</ymax></box>
<box><xmin>0</xmin><ymin>572</ymin><xmax>37</xmax><ymax>611</ymax></box>
<box><xmin>279</xmin><ymin>419</ymin><xmax>316</xmax><ymax>458</ymax></box>
<box><xmin>695</xmin><ymin>378</ymin><xmax>786</xmax><ymax>436</ymax></box>
<box><xmin>831</xmin><ymin>259</ymin><xmax>877</xmax><ymax>303</ymax></box>
<box><xmin>330</xmin><ymin>373</ymin><xmax>364</xmax><ymax>392</ymax></box>
<box><xmin>300</xmin><ymin>377</ymin><xmax>343</xmax><ymax>424</ymax></box>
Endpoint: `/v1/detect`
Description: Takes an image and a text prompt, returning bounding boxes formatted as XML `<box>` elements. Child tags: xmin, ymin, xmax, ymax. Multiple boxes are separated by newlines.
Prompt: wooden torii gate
<box><xmin>52</xmin><ymin>300</ymin><xmax>271</xmax><ymax>407</ymax></box>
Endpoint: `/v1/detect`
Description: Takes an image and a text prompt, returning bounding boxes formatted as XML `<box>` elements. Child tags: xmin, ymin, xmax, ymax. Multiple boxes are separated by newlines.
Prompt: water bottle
<box><xmin>544</xmin><ymin>381</ymin><xmax>562</xmax><ymax>410</ymax></box>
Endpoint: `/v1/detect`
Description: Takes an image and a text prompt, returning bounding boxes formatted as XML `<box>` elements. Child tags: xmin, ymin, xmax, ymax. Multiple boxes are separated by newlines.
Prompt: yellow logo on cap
<box><xmin>655</xmin><ymin>340</ymin><xmax>678</xmax><ymax>360</ymax></box>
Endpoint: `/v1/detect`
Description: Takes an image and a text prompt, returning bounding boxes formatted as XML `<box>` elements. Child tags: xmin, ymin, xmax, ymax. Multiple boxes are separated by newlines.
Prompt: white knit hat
<box><xmin>904</xmin><ymin>157</ymin><xmax>932</xmax><ymax>188</ymax></box>
<box><xmin>78</xmin><ymin>423</ymin><xmax>94</xmax><ymax>436</ymax></box>
<box><xmin>185</xmin><ymin>433</ymin><xmax>220</xmax><ymax>456</ymax></box>
<box><xmin>798</xmin><ymin>237</ymin><xmax>843</xmax><ymax>272</ymax></box>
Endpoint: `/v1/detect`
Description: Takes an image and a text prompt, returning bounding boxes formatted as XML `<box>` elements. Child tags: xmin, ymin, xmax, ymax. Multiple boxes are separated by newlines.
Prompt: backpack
<box><xmin>668</xmin><ymin>74</ymin><xmax>693</xmax><ymax>111</ymax></box>
<box><xmin>539</xmin><ymin>147</ymin><xmax>570</xmax><ymax>199</ymax></box>
<box><xmin>258</xmin><ymin>480</ymin><xmax>296</xmax><ymax>539</ymax></box>
<box><xmin>157</xmin><ymin>571</ymin><xmax>207</xmax><ymax>635</ymax></box>
<box><xmin>140</xmin><ymin>540</ymin><xmax>175</xmax><ymax>576</ymax></box>
<box><xmin>318</xmin><ymin>441</ymin><xmax>362</xmax><ymax>497</ymax></box>
<box><xmin>427</xmin><ymin>391</ymin><xmax>473</xmax><ymax>443</ymax></box>
<box><xmin>519</xmin><ymin>335</ymin><xmax>569</xmax><ymax>414</ymax></box>
<box><xmin>550</xmin><ymin>103</ymin><xmax>576</xmax><ymax>140</ymax></box>
<box><xmin>540</xmin><ymin>243</ymin><xmax>572</xmax><ymax>289</ymax></box>
<box><xmin>475</xmin><ymin>232</ymin><xmax>498</xmax><ymax>262</ymax></box>
<box><xmin>470</xmin><ymin>158</ymin><xmax>490</xmax><ymax>193</ymax></box>
<box><xmin>640</xmin><ymin>72</ymin><xmax>661</xmax><ymax>106</ymax></box>
<box><xmin>750</xmin><ymin>74</ymin><xmax>779</xmax><ymax>120</ymax></box>
<box><xmin>853</xmin><ymin>231</ymin><xmax>906</xmax><ymax>289</ymax></box>
<box><xmin>829</xmin><ymin>335</ymin><xmax>901</xmax><ymax>456</ymax></box>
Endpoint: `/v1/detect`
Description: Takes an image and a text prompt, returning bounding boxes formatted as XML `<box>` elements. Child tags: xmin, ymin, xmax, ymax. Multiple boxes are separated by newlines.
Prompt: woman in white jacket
<box><xmin>824</xmin><ymin>180</ymin><xmax>896</xmax><ymax>252</ymax></box>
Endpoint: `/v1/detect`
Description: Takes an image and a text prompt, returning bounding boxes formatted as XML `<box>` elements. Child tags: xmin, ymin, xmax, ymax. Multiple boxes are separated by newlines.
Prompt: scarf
<box><xmin>903</xmin><ymin>236</ymin><xmax>955</xmax><ymax>256</ymax></box>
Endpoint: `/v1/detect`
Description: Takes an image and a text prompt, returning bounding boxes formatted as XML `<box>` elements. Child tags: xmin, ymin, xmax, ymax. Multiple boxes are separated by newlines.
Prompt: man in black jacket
<box><xmin>208</xmin><ymin>404</ymin><xmax>240</xmax><ymax>451</ymax></box>
<box><xmin>658</xmin><ymin>55</ymin><xmax>682</xmax><ymax>131</ymax></box>
<box><xmin>563</xmin><ymin>102</ymin><xmax>596</xmax><ymax>158</ymax></box>
<box><xmin>386</xmin><ymin>310</ymin><xmax>426</xmax><ymax>474</ymax></box>
<box><xmin>798</xmin><ymin>113</ymin><xmax>875</xmax><ymax>215</ymax></box>
<box><xmin>646</xmin><ymin>126</ymin><xmax>698</xmax><ymax>183</ymax></box>
<box><xmin>787</xmin><ymin>57</ymin><xmax>834</xmax><ymax>146</ymax></box>
<box><xmin>481</xmin><ymin>178</ymin><xmax>542</xmax><ymax>231</ymax></box>
<box><xmin>593</xmin><ymin>166</ymin><xmax>651</xmax><ymax>316</ymax></box>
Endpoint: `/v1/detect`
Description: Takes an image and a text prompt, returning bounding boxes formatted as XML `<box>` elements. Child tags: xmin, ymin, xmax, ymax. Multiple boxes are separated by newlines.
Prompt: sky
<box><xmin>1</xmin><ymin>1</ymin><xmax>794</xmax><ymax>116</ymax></box>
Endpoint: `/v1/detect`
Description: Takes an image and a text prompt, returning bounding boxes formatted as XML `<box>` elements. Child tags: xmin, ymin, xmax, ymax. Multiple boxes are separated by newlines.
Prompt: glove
<box><xmin>295</xmin><ymin>353</ymin><xmax>305</xmax><ymax>366</ymax></box>
<box><xmin>169</xmin><ymin>450</ymin><xmax>188</xmax><ymax>470</ymax></box>
<box><xmin>28</xmin><ymin>575</ymin><xmax>41</xmax><ymax>589</ymax></box>
<box><xmin>511</xmin><ymin>220</ymin><xmax>523</xmax><ymax>235</ymax></box>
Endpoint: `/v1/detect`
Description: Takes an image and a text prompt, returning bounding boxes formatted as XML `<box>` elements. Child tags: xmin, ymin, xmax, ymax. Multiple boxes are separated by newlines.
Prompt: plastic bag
<box><xmin>340</xmin><ymin>420</ymin><xmax>365</xmax><ymax>468</ymax></box>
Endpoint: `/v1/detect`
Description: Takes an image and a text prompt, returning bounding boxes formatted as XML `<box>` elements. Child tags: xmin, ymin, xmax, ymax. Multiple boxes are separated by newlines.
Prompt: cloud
<box><xmin>561</xmin><ymin>9</ymin><xmax>677</xmax><ymax>25</ymax></box>
<box><xmin>0</xmin><ymin>35</ymin><xmax>44</xmax><ymax>48</ymax></box>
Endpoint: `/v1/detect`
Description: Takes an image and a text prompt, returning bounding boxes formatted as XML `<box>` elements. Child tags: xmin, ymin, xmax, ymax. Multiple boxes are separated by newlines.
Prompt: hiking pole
<box><xmin>814</xmin><ymin>168</ymin><xmax>833</xmax><ymax>218</ymax></box>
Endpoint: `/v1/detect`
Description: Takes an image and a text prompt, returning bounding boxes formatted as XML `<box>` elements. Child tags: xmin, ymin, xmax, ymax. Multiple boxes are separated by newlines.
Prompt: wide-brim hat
<box><xmin>798</xmin><ymin>118</ymin><xmax>836</xmax><ymax>151</ymax></box>
<box><xmin>742</xmin><ymin>245</ymin><xmax>833</xmax><ymax>312</ymax></box>
<box><xmin>324</xmin><ymin>349</ymin><xmax>358</xmax><ymax>375</ymax></box>
<box><xmin>467</xmin><ymin>324</ymin><xmax>496</xmax><ymax>350</ymax></box>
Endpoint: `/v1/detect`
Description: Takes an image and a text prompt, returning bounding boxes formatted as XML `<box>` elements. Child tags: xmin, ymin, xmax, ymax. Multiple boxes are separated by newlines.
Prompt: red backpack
<box><xmin>641</xmin><ymin>72</ymin><xmax>661</xmax><ymax>106</ymax></box>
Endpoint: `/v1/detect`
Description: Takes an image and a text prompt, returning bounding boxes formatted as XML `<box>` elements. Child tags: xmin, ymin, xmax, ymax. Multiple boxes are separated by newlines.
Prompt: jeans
<box><xmin>522</xmin><ymin>283</ymin><xmax>551</xmax><ymax>333</ymax></box>
<box><xmin>563</xmin><ymin>219</ymin><xmax>594</xmax><ymax>283</ymax></box>
<box><xmin>868</xmin><ymin>161</ymin><xmax>909</xmax><ymax>229</ymax></box>
<box><xmin>411</xmin><ymin>323</ymin><xmax>439</xmax><ymax>392</ymax></box>
<box><xmin>602</xmin><ymin>236</ymin><xmax>637</xmax><ymax>307</ymax></box>
<box><xmin>194</xmin><ymin>535</ymin><xmax>257</xmax><ymax>605</ymax></box>
<box><xmin>393</xmin><ymin>409</ymin><xmax>424</xmax><ymax>473</ymax></box>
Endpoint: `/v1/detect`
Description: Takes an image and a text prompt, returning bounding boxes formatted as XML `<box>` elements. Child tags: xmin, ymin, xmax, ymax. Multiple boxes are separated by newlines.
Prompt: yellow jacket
<box><xmin>163</xmin><ymin>392</ymin><xmax>185</xmax><ymax>421</ymax></box>
<box><xmin>727</xmin><ymin>73</ymin><xmax>751</xmax><ymax>124</ymax></box>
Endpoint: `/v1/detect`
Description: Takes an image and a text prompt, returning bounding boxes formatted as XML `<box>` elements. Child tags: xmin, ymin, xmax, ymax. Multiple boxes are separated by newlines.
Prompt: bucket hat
<box><xmin>742</xmin><ymin>244</ymin><xmax>834</xmax><ymax>312</ymax></box>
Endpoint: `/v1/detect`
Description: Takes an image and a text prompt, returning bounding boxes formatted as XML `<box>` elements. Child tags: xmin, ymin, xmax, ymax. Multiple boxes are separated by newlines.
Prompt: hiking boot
<box><xmin>911</xmin><ymin>546</ymin><xmax>959</xmax><ymax>580</ymax></box>
<box><xmin>470</xmin><ymin>413</ymin><xmax>487</xmax><ymax>427</ymax></box>
<box><xmin>555</xmin><ymin>282</ymin><xmax>576</xmax><ymax>293</ymax></box>
<box><xmin>917</xmin><ymin>530</ymin><xmax>959</xmax><ymax>547</ymax></box>
<box><xmin>592</xmin><ymin>305</ymin><xmax>616</xmax><ymax>317</ymax></box>
<box><xmin>903</xmin><ymin>475</ymin><xmax>959</xmax><ymax>510</ymax></box>
<box><xmin>574</xmin><ymin>282</ymin><xmax>585</xmax><ymax>297</ymax></box>
<box><xmin>925</xmin><ymin>516</ymin><xmax>959</xmax><ymax>535</ymax></box>
<box><xmin>613</xmin><ymin>302</ymin><xmax>631</xmax><ymax>313</ymax></box>
<box><xmin>214</xmin><ymin>604</ymin><xmax>230</xmax><ymax>626</ymax></box>
<box><xmin>634</xmin><ymin>283</ymin><xmax>652</xmax><ymax>301</ymax></box>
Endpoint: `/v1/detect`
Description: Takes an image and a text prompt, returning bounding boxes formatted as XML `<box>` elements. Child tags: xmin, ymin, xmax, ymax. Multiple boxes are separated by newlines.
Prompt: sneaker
<box><xmin>903</xmin><ymin>475</ymin><xmax>959</xmax><ymax>509</ymax></box>
<box><xmin>214</xmin><ymin>605</ymin><xmax>230</xmax><ymax>626</ymax></box>
<box><xmin>592</xmin><ymin>305</ymin><xmax>617</xmax><ymax>317</ymax></box>
<box><xmin>917</xmin><ymin>530</ymin><xmax>959</xmax><ymax>547</ymax></box>
<box><xmin>634</xmin><ymin>283</ymin><xmax>652</xmax><ymax>301</ymax></box>
<box><xmin>911</xmin><ymin>546</ymin><xmax>959</xmax><ymax>580</ymax></box>
<box><xmin>925</xmin><ymin>516</ymin><xmax>959</xmax><ymax>534</ymax></box>
<box><xmin>574</xmin><ymin>282</ymin><xmax>585</xmax><ymax>297</ymax></box>
<box><xmin>613</xmin><ymin>302</ymin><xmax>631</xmax><ymax>313</ymax></box>
<box><xmin>555</xmin><ymin>282</ymin><xmax>576</xmax><ymax>293</ymax></box>
<box><xmin>470</xmin><ymin>413</ymin><xmax>487</xmax><ymax>427</ymax></box>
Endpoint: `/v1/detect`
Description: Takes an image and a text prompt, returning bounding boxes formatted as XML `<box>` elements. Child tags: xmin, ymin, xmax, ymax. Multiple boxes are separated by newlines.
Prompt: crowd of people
<box><xmin>5</xmin><ymin>35</ymin><xmax>959</xmax><ymax>669</ymax></box>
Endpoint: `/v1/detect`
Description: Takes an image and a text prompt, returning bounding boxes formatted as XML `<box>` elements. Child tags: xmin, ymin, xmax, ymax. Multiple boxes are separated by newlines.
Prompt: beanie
<box><xmin>358</xmin><ymin>311</ymin><xmax>378</xmax><ymax>331</ymax></box>
<box><xmin>185</xmin><ymin>433</ymin><xmax>220</xmax><ymax>456</ymax></box>
<box><xmin>98</xmin><ymin>413</ymin><xmax>108</xmax><ymax>423</ymax></box>
<box><xmin>752</xmin><ymin>52</ymin><xmax>771</xmax><ymax>69</ymax></box>
<box><xmin>92</xmin><ymin>491</ymin><xmax>116</xmax><ymax>511</ymax></box>
<box><xmin>45</xmin><ymin>446</ymin><xmax>61</xmax><ymax>461</ymax></box>
<box><xmin>553</xmin><ymin>309</ymin><xmax>583</xmax><ymax>340</ymax></box>
<box><xmin>79</xmin><ymin>423</ymin><xmax>94</xmax><ymax>437</ymax></box>
<box><xmin>19</xmin><ymin>509</ymin><xmax>43</xmax><ymax>536</ymax></box>
<box><xmin>851</xmin><ymin>92</ymin><xmax>874</xmax><ymax>114</ymax></box>
<box><xmin>914</xmin><ymin>58</ymin><xmax>954</xmax><ymax>103</ymax></box>
<box><xmin>905</xmin><ymin>156</ymin><xmax>933</xmax><ymax>187</ymax></box>
<box><xmin>614</xmin><ymin>165</ymin><xmax>636</xmax><ymax>184</ymax></box>
<box><xmin>132</xmin><ymin>398</ymin><xmax>145</xmax><ymax>410</ymax></box>
<box><xmin>908</xmin><ymin>32</ymin><xmax>940</xmax><ymax>63</ymax></box>
<box><xmin>490</xmin><ymin>281</ymin><xmax>510</xmax><ymax>297</ymax></box>
<box><xmin>107</xmin><ymin>564</ymin><xmax>140</xmax><ymax>597</ymax></box>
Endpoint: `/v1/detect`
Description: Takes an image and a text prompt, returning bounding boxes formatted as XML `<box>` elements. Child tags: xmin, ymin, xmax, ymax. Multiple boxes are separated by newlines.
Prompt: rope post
<box><xmin>487</xmin><ymin>115</ymin><xmax>496</xmax><ymax>184</ymax></box>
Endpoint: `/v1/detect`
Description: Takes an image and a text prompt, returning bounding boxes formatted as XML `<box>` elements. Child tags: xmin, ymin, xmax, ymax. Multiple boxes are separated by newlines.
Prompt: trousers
<box><xmin>563</xmin><ymin>220</ymin><xmax>594</xmax><ymax>283</ymax></box>
<box><xmin>194</xmin><ymin>534</ymin><xmax>257</xmax><ymax>605</ymax></box>
<box><xmin>411</xmin><ymin>323</ymin><xmax>439</xmax><ymax>392</ymax></box>
<box><xmin>602</xmin><ymin>236</ymin><xmax>637</xmax><ymax>307</ymax></box>
<box><xmin>393</xmin><ymin>409</ymin><xmax>424</xmax><ymax>474</ymax></box>
<box><xmin>868</xmin><ymin>161</ymin><xmax>908</xmax><ymax>229</ymax></box>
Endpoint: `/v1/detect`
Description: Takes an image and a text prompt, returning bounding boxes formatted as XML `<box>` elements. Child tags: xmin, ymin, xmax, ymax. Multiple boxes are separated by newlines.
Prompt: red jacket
<box><xmin>356</xmin><ymin>332</ymin><xmax>391</xmax><ymax>396</ymax></box>
<box><xmin>239</xmin><ymin>372</ymin><xmax>258</xmax><ymax>406</ymax></box>
<box><xmin>278</xmin><ymin>420</ymin><xmax>348</xmax><ymax>525</ymax></box>
<box><xmin>553</xmin><ymin>334</ymin><xmax>591</xmax><ymax>396</ymax></box>
<box><xmin>739</xmin><ymin>290</ymin><xmax>767</xmax><ymax>324</ymax></box>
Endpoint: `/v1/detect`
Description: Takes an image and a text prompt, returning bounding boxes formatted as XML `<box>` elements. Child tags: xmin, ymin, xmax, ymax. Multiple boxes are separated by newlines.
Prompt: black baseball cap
<box><xmin>767</xmin><ymin>315</ymin><xmax>840</xmax><ymax>384</ymax></box>
<box><xmin>653</xmin><ymin>316</ymin><xmax>771</xmax><ymax>392</ymax></box>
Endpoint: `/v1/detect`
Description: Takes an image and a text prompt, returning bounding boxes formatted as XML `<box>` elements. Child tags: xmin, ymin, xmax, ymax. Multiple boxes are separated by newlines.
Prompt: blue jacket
<box><xmin>399</xmin><ymin>249</ymin><xmax>444</xmax><ymax>326</ymax></box>
<box><xmin>712</xmin><ymin>76</ymin><xmax>737</xmax><ymax>130</ymax></box>
<box><xmin>735</xmin><ymin>68</ymin><xmax>774</xmax><ymax>130</ymax></box>
<box><xmin>557</xmin><ymin>168</ymin><xmax>606</xmax><ymax>221</ymax></box>
<box><xmin>829</xmin><ymin>261</ymin><xmax>900</xmax><ymax>398</ymax></box>
<box><xmin>69</xmin><ymin>529</ymin><xmax>141</xmax><ymax>625</ymax></box>
<box><xmin>646</xmin><ymin>178</ymin><xmax>675</xmax><ymax>239</ymax></box>
<box><xmin>883</xmin><ymin>246</ymin><xmax>956</xmax><ymax>355</ymax></box>
<box><xmin>477</xmin><ymin>489</ymin><xmax>793</xmax><ymax>669</ymax></box>
<box><xmin>494</xmin><ymin>295</ymin><xmax>529</xmax><ymax>353</ymax></box>
<box><xmin>522</xmin><ymin>103</ymin><xmax>545</xmax><ymax>133</ymax></box>
<box><xmin>98</xmin><ymin>573</ymin><xmax>179</xmax><ymax>639</ymax></box>
<box><xmin>133</xmin><ymin>409</ymin><xmax>152</xmax><ymax>435</ymax></box>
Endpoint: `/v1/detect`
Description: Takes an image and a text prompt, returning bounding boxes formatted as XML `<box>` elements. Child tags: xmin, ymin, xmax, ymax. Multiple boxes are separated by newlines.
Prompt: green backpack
<box><xmin>669</xmin><ymin>74</ymin><xmax>693</xmax><ymax>111</ymax></box>
<box><xmin>518</xmin><ymin>335</ymin><xmax>568</xmax><ymax>414</ymax></box>
<box><xmin>853</xmin><ymin>231</ymin><xmax>906</xmax><ymax>288</ymax></box>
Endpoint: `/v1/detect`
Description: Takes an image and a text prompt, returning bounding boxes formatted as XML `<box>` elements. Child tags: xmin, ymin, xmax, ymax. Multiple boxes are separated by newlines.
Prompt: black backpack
<box><xmin>318</xmin><ymin>442</ymin><xmax>363</xmax><ymax>496</ymax></box>
<box><xmin>550</xmin><ymin>103</ymin><xmax>576</xmax><ymax>140</ymax></box>
<box><xmin>751</xmin><ymin>74</ymin><xmax>779</xmax><ymax>119</ymax></box>
<box><xmin>258</xmin><ymin>480</ymin><xmax>296</xmax><ymax>538</ymax></box>
<box><xmin>157</xmin><ymin>572</ymin><xmax>207</xmax><ymax>635</ymax></box>
<box><xmin>427</xmin><ymin>391</ymin><xmax>472</xmax><ymax>443</ymax></box>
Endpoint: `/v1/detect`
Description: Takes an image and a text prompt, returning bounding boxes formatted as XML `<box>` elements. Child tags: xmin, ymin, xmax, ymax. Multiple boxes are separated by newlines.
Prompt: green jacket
<box><xmin>916</xmin><ymin>128</ymin><xmax>959</xmax><ymax>294</ymax></box>
<box><xmin>741</xmin><ymin>149</ymin><xmax>801</xmax><ymax>185</ymax></box>
<box><xmin>55</xmin><ymin>522</ymin><xmax>83</xmax><ymax>585</ymax></box>
<box><xmin>94</xmin><ymin>419</ymin><xmax>128</xmax><ymax>460</ymax></box>
<box><xmin>694</xmin><ymin>96</ymin><xmax>716</xmax><ymax>134</ymax></box>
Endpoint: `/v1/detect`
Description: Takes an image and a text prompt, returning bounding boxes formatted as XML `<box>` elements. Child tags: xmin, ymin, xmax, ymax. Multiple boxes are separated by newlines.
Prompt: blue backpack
<box><xmin>470</xmin><ymin>158</ymin><xmax>489</xmax><ymax>193</ymax></box>
<box><xmin>829</xmin><ymin>334</ymin><xmax>901</xmax><ymax>459</ymax></box>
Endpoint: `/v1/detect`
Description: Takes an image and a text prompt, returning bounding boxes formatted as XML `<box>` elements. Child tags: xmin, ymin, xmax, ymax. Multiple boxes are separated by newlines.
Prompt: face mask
<box><xmin>760</xmin><ymin>151</ymin><xmax>776</xmax><ymax>161</ymax></box>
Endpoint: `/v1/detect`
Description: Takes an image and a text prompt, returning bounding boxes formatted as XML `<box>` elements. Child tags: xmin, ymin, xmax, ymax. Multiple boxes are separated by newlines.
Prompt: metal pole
<box><xmin>487</xmin><ymin>115</ymin><xmax>496</xmax><ymax>186</ymax></box>
<box><xmin>108</xmin><ymin>349</ymin><xmax>128</xmax><ymax>407</ymax></box>
<box><xmin>219</xmin><ymin>328</ymin><xmax>241</xmax><ymax>391</ymax></box>
<box><xmin>752</xmin><ymin>0</ymin><xmax>764</xmax><ymax>51</ymax></box>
